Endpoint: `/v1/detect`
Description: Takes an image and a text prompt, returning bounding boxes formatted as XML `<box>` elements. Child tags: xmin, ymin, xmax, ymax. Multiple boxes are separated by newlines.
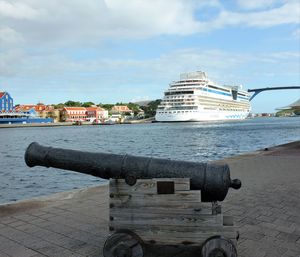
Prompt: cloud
<box><xmin>0</xmin><ymin>0</ymin><xmax>299</xmax><ymax>50</ymax></box>
<box><xmin>205</xmin><ymin>1</ymin><xmax>300</xmax><ymax>30</ymax></box>
<box><xmin>0</xmin><ymin>1</ymin><xmax>40</xmax><ymax>19</ymax></box>
<box><xmin>6</xmin><ymin>48</ymin><xmax>299</xmax><ymax>87</ymax></box>
<box><xmin>0</xmin><ymin>0</ymin><xmax>202</xmax><ymax>48</ymax></box>
<box><xmin>293</xmin><ymin>28</ymin><xmax>300</xmax><ymax>39</ymax></box>
<box><xmin>0</xmin><ymin>0</ymin><xmax>299</xmax><ymax>97</ymax></box>
<box><xmin>2</xmin><ymin>44</ymin><xmax>299</xmax><ymax>107</ymax></box>
<box><xmin>242</xmin><ymin>1</ymin><xmax>300</xmax><ymax>27</ymax></box>
<box><xmin>0</xmin><ymin>26</ymin><xmax>24</xmax><ymax>46</ymax></box>
<box><xmin>104</xmin><ymin>0</ymin><xmax>200</xmax><ymax>36</ymax></box>
<box><xmin>236</xmin><ymin>0</ymin><xmax>282</xmax><ymax>10</ymax></box>
<box><xmin>0</xmin><ymin>49</ymin><xmax>25</xmax><ymax>76</ymax></box>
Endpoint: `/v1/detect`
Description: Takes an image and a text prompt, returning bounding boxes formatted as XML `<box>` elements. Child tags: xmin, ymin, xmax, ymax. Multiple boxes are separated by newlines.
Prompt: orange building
<box><xmin>15</xmin><ymin>104</ymin><xmax>54</xmax><ymax>113</ymax></box>
<box><xmin>61</xmin><ymin>107</ymin><xmax>87</xmax><ymax>122</ymax></box>
<box><xmin>111</xmin><ymin>105</ymin><xmax>133</xmax><ymax>115</ymax></box>
<box><xmin>86</xmin><ymin>107</ymin><xmax>108</xmax><ymax>121</ymax></box>
<box><xmin>61</xmin><ymin>107</ymin><xmax>108</xmax><ymax>122</ymax></box>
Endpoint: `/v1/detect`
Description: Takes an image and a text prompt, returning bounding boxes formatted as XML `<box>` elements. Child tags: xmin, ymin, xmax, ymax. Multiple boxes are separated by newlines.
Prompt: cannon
<box><xmin>25</xmin><ymin>142</ymin><xmax>240</xmax><ymax>202</ymax></box>
<box><xmin>25</xmin><ymin>142</ymin><xmax>241</xmax><ymax>257</ymax></box>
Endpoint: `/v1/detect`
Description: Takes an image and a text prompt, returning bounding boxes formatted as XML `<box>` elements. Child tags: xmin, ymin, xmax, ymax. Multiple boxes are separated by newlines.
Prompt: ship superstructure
<box><xmin>155</xmin><ymin>71</ymin><xmax>251</xmax><ymax>122</ymax></box>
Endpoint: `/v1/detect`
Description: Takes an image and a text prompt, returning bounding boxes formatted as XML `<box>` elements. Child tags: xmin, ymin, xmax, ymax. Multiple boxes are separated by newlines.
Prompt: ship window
<box><xmin>208</xmin><ymin>85</ymin><xmax>230</xmax><ymax>92</ymax></box>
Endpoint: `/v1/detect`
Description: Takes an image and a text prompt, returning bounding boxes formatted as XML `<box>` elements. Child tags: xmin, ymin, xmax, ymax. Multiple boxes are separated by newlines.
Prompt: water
<box><xmin>0</xmin><ymin>117</ymin><xmax>299</xmax><ymax>204</ymax></box>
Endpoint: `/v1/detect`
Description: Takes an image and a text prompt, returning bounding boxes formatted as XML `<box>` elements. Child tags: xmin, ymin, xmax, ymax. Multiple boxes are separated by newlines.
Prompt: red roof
<box><xmin>0</xmin><ymin>92</ymin><xmax>6</xmax><ymax>98</ymax></box>
<box><xmin>15</xmin><ymin>105</ymin><xmax>34</xmax><ymax>111</ymax></box>
<box><xmin>63</xmin><ymin>107</ymin><xmax>86</xmax><ymax>111</ymax></box>
<box><xmin>15</xmin><ymin>104</ymin><xmax>54</xmax><ymax>112</ymax></box>
<box><xmin>86</xmin><ymin>107</ymin><xmax>105</xmax><ymax>111</ymax></box>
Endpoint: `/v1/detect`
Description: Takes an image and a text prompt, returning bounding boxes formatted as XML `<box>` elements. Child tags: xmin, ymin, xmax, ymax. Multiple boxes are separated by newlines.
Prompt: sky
<box><xmin>0</xmin><ymin>0</ymin><xmax>299</xmax><ymax>113</ymax></box>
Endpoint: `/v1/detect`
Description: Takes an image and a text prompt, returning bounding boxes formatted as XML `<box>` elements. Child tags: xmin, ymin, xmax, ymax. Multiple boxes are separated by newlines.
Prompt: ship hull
<box><xmin>155</xmin><ymin>110</ymin><xmax>249</xmax><ymax>122</ymax></box>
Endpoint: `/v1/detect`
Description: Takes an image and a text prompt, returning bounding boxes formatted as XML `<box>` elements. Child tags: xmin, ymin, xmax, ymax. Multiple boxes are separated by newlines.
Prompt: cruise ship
<box><xmin>155</xmin><ymin>71</ymin><xmax>251</xmax><ymax>122</ymax></box>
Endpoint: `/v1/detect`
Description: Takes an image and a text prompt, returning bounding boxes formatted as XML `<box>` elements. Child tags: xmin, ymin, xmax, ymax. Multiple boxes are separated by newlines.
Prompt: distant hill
<box><xmin>134</xmin><ymin>99</ymin><xmax>162</xmax><ymax>117</ymax></box>
<box><xmin>133</xmin><ymin>100</ymin><xmax>154</xmax><ymax>107</ymax></box>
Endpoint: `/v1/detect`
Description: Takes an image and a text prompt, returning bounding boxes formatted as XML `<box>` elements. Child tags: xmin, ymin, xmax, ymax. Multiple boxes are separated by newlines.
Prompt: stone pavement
<box><xmin>0</xmin><ymin>141</ymin><xmax>300</xmax><ymax>257</ymax></box>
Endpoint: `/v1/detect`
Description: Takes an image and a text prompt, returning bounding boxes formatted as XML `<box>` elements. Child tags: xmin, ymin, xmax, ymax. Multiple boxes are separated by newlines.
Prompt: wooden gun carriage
<box><xmin>25</xmin><ymin>142</ymin><xmax>241</xmax><ymax>257</ymax></box>
<box><xmin>105</xmin><ymin>178</ymin><xmax>238</xmax><ymax>257</ymax></box>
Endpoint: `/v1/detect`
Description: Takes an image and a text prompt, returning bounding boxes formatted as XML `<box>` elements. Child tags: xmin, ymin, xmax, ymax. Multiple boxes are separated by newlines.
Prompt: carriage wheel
<box><xmin>103</xmin><ymin>231</ymin><xmax>144</xmax><ymax>257</ymax></box>
<box><xmin>200</xmin><ymin>236</ymin><xmax>237</xmax><ymax>257</ymax></box>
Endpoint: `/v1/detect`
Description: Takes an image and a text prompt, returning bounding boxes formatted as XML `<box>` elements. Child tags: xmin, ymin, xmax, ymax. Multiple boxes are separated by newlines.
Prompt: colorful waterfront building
<box><xmin>15</xmin><ymin>104</ymin><xmax>54</xmax><ymax>113</ymax></box>
<box><xmin>0</xmin><ymin>92</ymin><xmax>13</xmax><ymax>112</ymax></box>
<box><xmin>61</xmin><ymin>107</ymin><xmax>87</xmax><ymax>122</ymax></box>
<box><xmin>111</xmin><ymin>105</ymin><xmax>133</xmax><ymax>115</ymax></box>
<box><xmin>15</xmin><ymin>104</ymin><xmax>59</xmax><ymax>121</ymax></box>
<box><xmin>0</xmin><ymin>93</ymin><xmax>54</xmax><ymax>124</ymax></box>
<box><xmin>86</xmin><ymin>107</ymin><xmax>109</xmax><ymax>121</ymax></box>
<box><xmin>61</xmin><ymin>107</ymin><xmax>108</xmax><ymax>122</ymax></box>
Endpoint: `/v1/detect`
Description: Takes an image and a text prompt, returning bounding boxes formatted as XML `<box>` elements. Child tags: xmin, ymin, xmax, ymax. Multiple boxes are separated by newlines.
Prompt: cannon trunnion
<box><xmin>25</xmin><ymin>142</ymin><xmax>241</xmax><ymax>257</ymax></box>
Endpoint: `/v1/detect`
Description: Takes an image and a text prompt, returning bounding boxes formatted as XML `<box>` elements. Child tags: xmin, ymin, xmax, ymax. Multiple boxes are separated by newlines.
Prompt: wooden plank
<box><xmin>110</xmin><ymin>212</ymin><xmax>223</xmax><ymax>227</ymax></box>
<box><xmin>109</xmin><ymin>178</ymin><xmax>190</xmax><ymax>194</ymax></box>
<box><xmin>110</xmin><ymin>190</ymin><xmax>200</xmax><ymax>205</ymax></box>
<box><xmin>110</xmin><ymin>205</ymin><xmax>212</xmax><ymax>216</ymax></box>
<box><xmin>113</xmin><ymin>190</ymin><xmax>200</xmax><ymax>201</ymax></box>
<box><xmin>110</xmin><ymin>179</ymin><xmax>157</xmax><ymax>194</ymax></box>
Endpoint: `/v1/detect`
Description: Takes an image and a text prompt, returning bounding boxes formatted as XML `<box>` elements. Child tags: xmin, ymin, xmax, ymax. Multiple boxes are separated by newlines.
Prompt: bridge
<box><xmin>248</xmin><ymin>86</ymin><xmax>300</xmax><ymax>101</ymax></box>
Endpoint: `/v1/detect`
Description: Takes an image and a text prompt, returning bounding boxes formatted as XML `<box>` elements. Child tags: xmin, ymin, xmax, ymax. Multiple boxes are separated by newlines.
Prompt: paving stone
<box><xmin>276</xmin><ymin>231</ymin><xmax>300</xmax><ymax>242</ymax></box>
<box><xmin>1</xmin><ymin>217</ymin><xmax>19</xmax><ymax>225</ymax></box>
<box><xmin>30</xmin><ymin>254</ymin><xmax>48</xmax><ymax>257</ymax></box>
<box><xmin>6</xmin><ymin>220</ymin><xmax>28</xmax><ymax>228</ymax></box>
<box><xmin>256</xmin><ymin>215</ymin><xmax>276</xmax><ymax>223</ymax></box>
<box><xmin>1</xmin><ymin>243</ymin><xmax>38</xmax><ymax>257</ymax></box>
<box><xmin>0</xmin><ymin>251</ymin><xmax>11</xmax><ymax>257</ymax></box>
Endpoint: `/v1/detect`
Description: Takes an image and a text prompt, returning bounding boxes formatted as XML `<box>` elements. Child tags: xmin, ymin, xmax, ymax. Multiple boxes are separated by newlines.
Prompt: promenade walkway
<box><xmin>0</xmin><ymin>142</ymin><xmax>299</xmax><ymax>257</ymax></box>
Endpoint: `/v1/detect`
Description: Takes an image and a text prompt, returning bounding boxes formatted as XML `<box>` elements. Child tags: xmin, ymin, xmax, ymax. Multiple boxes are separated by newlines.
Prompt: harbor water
<box><xmin>0</xmin><ymin>117</ymin><xmax>300</xmax><ymax>204</ymax></box>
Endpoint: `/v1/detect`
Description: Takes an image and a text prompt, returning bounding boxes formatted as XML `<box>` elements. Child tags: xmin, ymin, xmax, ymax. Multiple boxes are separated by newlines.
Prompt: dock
<box><xmin>1</xmin><ymin>142</ymin><xmax>300</xmax><ymax>257</ymax></box>
<box><xmin>0</xmin><ymin>122</ymin><xmax>74</xmax><ymax>129</ymax></box>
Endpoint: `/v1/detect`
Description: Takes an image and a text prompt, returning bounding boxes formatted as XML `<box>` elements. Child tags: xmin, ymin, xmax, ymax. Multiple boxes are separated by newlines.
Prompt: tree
<box><xmin>99</xmin><ymin>104</ymin><xmax>114</xmax><ymax>110</ymax></box>
<box><xmin>127</xmin><ymin>102</ymin><xmax>140</xmax><ymax>115</ymax></box>
<box><xmin>140</xmin><ymin>99</ymin><xmax>161</xmax><ymax>118</ymax></box>
<box><xmin>275</xmin><ymin>109</ymin><xmax>294</xmax><ymax>117</ymax></box>
<box><xmin>82</xmin><ymin>102</ymin><xmax>95</xmax><ymax>107</ymax></box>
<box><xmin>293</xmin><ymin>109</ymin><xmax>300</xmax><ymax>115</ymax></box>
<box><xmin>53</xmin><ymin>103</ymin><xmax>65</xmax><ymax>109</ymax></box>
<box><xmin>64</xmin><ymin>101</ymin><xmax>81</xmax><ymax>107</ymax></box>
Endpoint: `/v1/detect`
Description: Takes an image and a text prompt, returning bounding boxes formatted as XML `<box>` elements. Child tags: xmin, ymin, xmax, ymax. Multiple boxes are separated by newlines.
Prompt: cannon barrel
<box><xmin>25</xmin><ymin>142</ymin><xmax>241</xmax><ymax>202</ymax></box>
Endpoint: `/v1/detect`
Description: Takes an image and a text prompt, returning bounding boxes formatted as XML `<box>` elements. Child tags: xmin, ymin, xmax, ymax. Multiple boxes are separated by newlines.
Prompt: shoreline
<box><xmin>1</xmin><ymin>116</ymin><xmax>298</xmax><ymax>129</ymax></box>
<box><xmin>0</xmin><ymin>122</ymin><xmax>74</xmax><ymax>129</ymax></box>
<box><xmin>0</xmin><ymin>117</ymin><xmax>155</xmax><ymax>128</ymax></box>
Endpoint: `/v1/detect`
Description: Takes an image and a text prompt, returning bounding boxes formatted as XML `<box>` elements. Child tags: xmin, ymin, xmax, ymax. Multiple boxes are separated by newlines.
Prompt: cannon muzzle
<box><xmin>25</xmin><ymin>142</ymin><xmax>241</xmax><ymax>202</ymax></box>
